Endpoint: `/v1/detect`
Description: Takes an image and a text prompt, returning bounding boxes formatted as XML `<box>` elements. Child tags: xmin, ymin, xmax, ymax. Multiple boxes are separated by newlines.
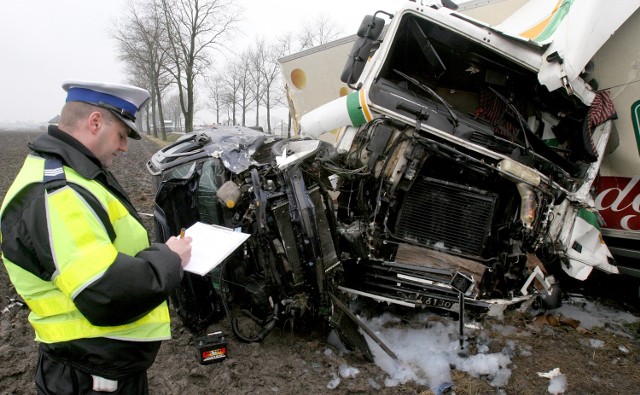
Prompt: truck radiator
<box><xmin>394</xmin><ymin>177</ymin><xmax>497</xmax><ymax>257</ymax></box>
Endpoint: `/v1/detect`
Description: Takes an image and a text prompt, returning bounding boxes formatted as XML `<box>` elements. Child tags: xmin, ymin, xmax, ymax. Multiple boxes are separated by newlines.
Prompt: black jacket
<box><xmin>1</xmin><ymin>126</ymin><xmax>182</xmax><ymax>379</ymax></box>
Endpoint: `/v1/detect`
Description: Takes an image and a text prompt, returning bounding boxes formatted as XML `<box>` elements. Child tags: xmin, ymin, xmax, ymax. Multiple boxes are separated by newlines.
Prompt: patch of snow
<box><xmin>345</xmin><ymin>298</ymin><xmax>638</xmax><ymax>391</ymax></box>
<box><xmin>548</xmin><ymin>374</ymin><xmax>567</xmax><ymax>394</ymax></box>
<box><xmin>367</xmin><ymin>377</ymin><xmax>381</xmax><ymax>389</ymax></box>
<box><xmin>557</xmin><ymin>300</ymin><xmax>639</xmax><ymax>330</ymax></box>
<box><xmin>618</xmin><ymin>345</ymin><xmax>630</xmax><ymax>353</ymax></box>
<box><xmin>490</xmin><ymin>324</ymin><xmax>518</xmax><ymax>336</ymax></box>
<box><xmin>338</xmin><ymin>364</ymin><xmax>359</xmax><ymax>378</ymax></box>
<box><xmin>519</xmin><ymin>344</ymin><xmax>533</xmax><ymax>357</ymax></box>
<box><xmin>588</xmin><ymin>339</ymin><xmax>605</xmax><ymax>348</ymax></box>
<box><xmin>326</xmin><ymin>373</ymin><xmax>340</xmax><ymax>389</ymax></box>
<box><xmin>360</xmin><ymin>312</ymin><xmax>509</xmax><ymax>391</ymax></box>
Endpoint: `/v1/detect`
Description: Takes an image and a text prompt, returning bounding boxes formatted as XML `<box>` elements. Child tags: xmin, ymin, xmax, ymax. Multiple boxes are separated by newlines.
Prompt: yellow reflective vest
<box><xmin>1</xmin><ymin>154</ymin><xmax>171</xmax><ymax>344</ymax></box>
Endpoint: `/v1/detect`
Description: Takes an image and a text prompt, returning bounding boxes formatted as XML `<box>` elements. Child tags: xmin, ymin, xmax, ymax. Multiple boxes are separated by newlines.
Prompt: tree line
<box><xmin>112</xmin><ymin>0</ymin><xmax>342</xmax><ymax>140</ymax></box>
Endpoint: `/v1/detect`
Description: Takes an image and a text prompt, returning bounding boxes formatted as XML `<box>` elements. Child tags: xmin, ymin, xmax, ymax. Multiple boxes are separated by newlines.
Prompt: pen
<box><xmin>179</xmin><ymin>228</ymin><xmax>185</xmax><ymax>239</ymax></box>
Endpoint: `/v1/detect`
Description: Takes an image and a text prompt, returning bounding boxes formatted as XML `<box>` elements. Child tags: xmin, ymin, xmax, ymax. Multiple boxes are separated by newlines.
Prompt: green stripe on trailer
<box><xmin>633</xmin><ymin>100</ymin><xmax>640</xmax><ymax>156</ymax></box>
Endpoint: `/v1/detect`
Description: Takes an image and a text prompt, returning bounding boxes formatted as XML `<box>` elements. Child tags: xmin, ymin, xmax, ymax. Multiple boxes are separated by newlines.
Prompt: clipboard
<box><xmin>182</xmin><ymin>222</ymin><xmax>250</xmax><ymax>276</ymax></box>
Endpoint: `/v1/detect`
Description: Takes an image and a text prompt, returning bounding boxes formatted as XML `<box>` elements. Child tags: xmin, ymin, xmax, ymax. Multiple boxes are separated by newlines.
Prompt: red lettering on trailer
<box><xmin>595</xmin><ymin>176</ymin><xmax>640</xmax><ymax>231</ymax></box>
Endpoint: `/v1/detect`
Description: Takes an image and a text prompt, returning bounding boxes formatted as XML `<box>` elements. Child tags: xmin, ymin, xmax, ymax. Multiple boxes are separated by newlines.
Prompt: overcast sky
<box><xmin>0</xmin><ymin>0</ymin><xmax>399</xmax><ymax>124</ymax></box>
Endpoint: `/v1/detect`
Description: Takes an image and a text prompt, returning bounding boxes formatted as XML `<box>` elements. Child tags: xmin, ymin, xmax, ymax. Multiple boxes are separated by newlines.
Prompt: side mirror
<box><xmin>340</xmin><ymin>14</ymin><xmax>385</xmax><ymax>87</ymax></box>
<box><xmin>357</xmin><ymin>15</ymin><xmax>385</xmax><ymax>39</ymax></box>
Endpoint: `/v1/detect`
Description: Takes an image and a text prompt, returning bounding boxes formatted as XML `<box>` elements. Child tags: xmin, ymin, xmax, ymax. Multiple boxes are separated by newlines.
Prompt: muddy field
<box><xmin>1</xmin><ymin>130</ymin><xmax>639</xmax><ymax>394</ymax></box>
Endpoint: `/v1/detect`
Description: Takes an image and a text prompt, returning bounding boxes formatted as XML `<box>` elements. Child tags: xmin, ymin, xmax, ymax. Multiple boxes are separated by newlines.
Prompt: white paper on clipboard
<box><xmin>182</xmin><ymin>222</ymin><xmax>250</xmax><ymax>276</ymax></box>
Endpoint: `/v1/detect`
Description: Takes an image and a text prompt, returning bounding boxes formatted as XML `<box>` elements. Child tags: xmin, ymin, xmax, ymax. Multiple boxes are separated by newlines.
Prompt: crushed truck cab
<box><xmin>148</xmin><ymin>0</ymin><xmax>640</xmax><ymax>355</ymax></box>
<box><xmin>280</xmin><ymin>0</ymin><xmax>640</xmax><ymax>308</ymax></box>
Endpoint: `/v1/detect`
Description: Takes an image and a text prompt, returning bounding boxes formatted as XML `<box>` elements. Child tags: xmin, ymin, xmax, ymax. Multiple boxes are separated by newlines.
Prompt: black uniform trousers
<box><xmin>35</xmin><ymin>349</ymin><xmax>149</xmax><ymax>394</ymax></box>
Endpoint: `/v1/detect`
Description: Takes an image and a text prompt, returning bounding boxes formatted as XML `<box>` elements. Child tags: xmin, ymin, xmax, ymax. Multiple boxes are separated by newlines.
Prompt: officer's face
<box><xmin>94</xmin><ymin>117</ymin><xmax>129</xmax><ymax>168</ymax></box>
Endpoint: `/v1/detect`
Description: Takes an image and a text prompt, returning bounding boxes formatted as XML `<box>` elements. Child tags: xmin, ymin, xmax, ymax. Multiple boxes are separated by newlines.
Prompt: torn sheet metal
<box><xmin>198</xmin><ymin>127</ymin><xmax>267</xmax><ymax>174</ymax></box>
<box><xmin>493</xmin><ymin>0</ymin><xmax>640</xmax><ymax>102</ymax></box>
<box><xmin>563</xmin><ymin>208</ymin><xmax>618</xmax><ymax>280</ymax></box>
<box><xmin>147</xmin><ymin>126</ymin><xmax>268</xmax><ymax>176</ymax></box>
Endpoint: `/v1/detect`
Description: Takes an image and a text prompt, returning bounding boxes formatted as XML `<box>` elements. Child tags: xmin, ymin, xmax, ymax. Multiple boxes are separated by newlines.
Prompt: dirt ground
<box><xmin>1</xmin><ymin>130</ymin><xmax>639</xmax><ymax>395</ymax></box>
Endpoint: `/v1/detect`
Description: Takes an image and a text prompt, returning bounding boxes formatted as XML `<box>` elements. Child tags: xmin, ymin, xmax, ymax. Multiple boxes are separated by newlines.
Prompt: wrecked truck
<box><xmin>147</xmin><ymin>0</ymin><xmax>640</xmax><ymax>352</ymax></box>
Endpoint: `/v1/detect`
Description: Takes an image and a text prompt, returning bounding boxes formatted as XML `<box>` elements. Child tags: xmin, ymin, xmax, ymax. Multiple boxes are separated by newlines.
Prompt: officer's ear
<box><xmin>87</xmin><ymin>111</ymin><xmax>105</xmax><ymax>135</ymax></box>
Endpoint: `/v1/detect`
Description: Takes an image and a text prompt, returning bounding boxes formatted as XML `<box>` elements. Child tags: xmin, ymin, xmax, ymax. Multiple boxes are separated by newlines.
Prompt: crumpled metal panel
<box><xmin>197</xmin><ymin>127</ymin><xmax>267</xmax><ymax>174</ymax></box>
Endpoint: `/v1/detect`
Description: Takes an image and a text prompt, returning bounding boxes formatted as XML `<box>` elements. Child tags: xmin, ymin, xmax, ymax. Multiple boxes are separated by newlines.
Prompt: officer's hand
<box><xmin>165</xmin><ymin>236</ymin><xmax>193</xmax><ymax>267</ymax></box>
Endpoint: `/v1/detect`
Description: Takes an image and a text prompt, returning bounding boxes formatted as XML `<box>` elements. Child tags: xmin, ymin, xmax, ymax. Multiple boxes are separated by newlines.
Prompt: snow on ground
<box><xmin>557</xmin><ymin>296</ymin><xmax>639</xmax><ymax>330</ymax></box>
<box><xmin>331</xmin><ymin>297</ymin><xmax>639</xmax><ymax>394</ymax></box>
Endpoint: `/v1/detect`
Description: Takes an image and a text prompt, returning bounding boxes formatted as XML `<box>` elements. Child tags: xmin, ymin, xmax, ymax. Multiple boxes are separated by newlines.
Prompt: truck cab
<box><xmin>280</xmin><ymin>0</ymin><xmax>640</xmax><ymax>306</ymax></box>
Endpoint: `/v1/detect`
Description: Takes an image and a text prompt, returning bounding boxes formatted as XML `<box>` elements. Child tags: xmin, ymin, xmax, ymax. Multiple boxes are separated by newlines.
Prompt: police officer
<box><xmin>0</xmin><ymin>81</ymin><xmax>192</xmax><ymax>394</ymax></box>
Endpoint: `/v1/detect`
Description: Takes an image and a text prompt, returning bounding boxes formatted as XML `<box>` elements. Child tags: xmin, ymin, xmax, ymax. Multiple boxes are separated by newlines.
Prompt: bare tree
<box><xmin>127</xmin><ymin>72</ymin><xmax>155</xmax><ymax>136</ymax></box>
<box><xmin>160</xmin><ymin>0</ymin><xmax>240</xmax><ymax>133</ymax></box>
<box><xmin>260</xmin><ymin>38</ymin><xmax>290</xmax><ymax>132</ymax></box>
<box><xmin>164</xmin><ymin>94</ymin><xmax>184</xmax><ymax>133</ymax></box>
<box><xmin>205</xmin><ymin>73</ymin><xmax>223</xmax><ymax>124</ymax></box>
<box><xmin>247</xmin><ymin>41</ymin><xmax>266</xmax><ymax>128</ymax></box>
<box><xmin>219</xmin><ymin>61</ymin><xmax>243</xmax><ymax>126</ymax></box>
<box><xmin>297</xmin><ymin>14</ymin><xmax>343</xmax><ymax>50</ymax></box>
<box><xmin>229</xmin><ymin>55</ymin><xmax>254</xmax><ymax>127</ymax></box>
<box><xmin>113</xmin><ymin>1</ymin><xmax>172</xmax><ymax>139</ymax></box>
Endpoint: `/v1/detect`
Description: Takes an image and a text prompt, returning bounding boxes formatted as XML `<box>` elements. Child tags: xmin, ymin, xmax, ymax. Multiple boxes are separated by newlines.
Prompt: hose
<box><xmin>231</xmin><ymin>304</ymin><xmax>278</xmax><ymax>343</ymax></box>
<box><xmin>218</xmin><ymin>259</ymin><xmax>278</xmax><ymax>343</ymax></box>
